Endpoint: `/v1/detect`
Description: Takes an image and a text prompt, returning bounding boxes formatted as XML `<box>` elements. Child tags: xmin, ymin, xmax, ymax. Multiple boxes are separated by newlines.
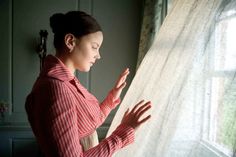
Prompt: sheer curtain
<box><xmin>107</xmin><ymin>0</ymin><xmax>236</xmax><ymax>157</ymax></box>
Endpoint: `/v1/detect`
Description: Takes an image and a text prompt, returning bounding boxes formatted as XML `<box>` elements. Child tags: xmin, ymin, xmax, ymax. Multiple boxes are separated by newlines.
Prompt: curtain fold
<box><xmin>107</xmin><ymin>0</ymin><xmax>236</xmax><ymax>156</ymax></box>
<box><xmin>136</xmin><ymin>0</ymin><xmax>168</xmax><ymax>69</ymax></box>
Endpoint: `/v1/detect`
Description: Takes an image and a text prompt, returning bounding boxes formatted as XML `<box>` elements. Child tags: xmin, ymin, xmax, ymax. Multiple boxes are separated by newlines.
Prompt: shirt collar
<box><xmin>40</xmin><ymin>55</ymin><xmax>75</xmax><ymax>81</ymax></box>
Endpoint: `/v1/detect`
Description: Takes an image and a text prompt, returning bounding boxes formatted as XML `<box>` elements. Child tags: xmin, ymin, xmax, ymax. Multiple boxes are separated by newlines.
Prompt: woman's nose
<box><xmin>96</xmin><ymin>52</ymin><xmax>101</xmax><ymax>60</ymax></box>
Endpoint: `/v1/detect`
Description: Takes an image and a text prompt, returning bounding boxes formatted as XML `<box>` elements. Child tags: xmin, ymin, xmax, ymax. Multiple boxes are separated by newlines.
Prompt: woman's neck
<box><xmin>55</xmin><ymin>52</ymin><xmax>76</xmax><ymax>75</ymax></box>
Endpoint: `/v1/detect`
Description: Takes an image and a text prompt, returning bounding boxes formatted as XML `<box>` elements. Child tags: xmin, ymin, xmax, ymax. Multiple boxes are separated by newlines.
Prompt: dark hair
<box><xmin>50</xmin><ymin>11</ymin><xmax>102</xmax><ymax>50</ymax></box>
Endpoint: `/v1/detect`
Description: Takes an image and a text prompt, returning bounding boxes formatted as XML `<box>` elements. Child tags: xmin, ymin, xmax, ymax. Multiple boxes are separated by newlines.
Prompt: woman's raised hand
<box><xmin>121</xmin><ymin>100</ymin><xmax>152</xmax><ymax>131</ymax></box>
<box><xmin>111</xmin><ymin>68</ymin><xmax>130</xmax><ymax>100</ymax></box>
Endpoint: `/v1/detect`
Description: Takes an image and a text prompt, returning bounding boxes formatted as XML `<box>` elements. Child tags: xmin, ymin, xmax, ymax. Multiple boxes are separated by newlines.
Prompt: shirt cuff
<box><xmin>100</xmin><ymin>91</ymin><xmax>121</xmax><ymax>116</ymax></box>
<box><xmin>106</xmin><ymin>90</ymin><xmax>121</xmax><ymax>109</ymax></box>
<box><xmin>112</xmin><ymin>124</ymin><xmax>135</xmax><ymax>148</ymax></box>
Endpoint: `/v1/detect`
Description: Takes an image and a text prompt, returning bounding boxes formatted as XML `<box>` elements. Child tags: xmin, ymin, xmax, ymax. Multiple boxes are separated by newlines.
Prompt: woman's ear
<box><xmin>64</xmin><ymin>33</ymin><xmax>76</xmax><ymax>52</ymax></box>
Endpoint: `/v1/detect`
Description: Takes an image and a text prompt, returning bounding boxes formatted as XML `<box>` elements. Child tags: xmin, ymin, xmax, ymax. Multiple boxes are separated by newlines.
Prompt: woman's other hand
<box><xmin>111</xmin><ymin>68</ymin><xmax>130</xmax><ymax>100</ymax></box>
<box><xmin>121</xmin><ymin>100</ymin><xmax>152</xmax><ymax>131</ymax></box>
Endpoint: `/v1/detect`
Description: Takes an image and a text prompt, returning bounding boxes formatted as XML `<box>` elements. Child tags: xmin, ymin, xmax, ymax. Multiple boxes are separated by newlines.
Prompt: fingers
<box><xmin>135</xmin><ymin>101</ymin><xmax>151</xmax><ymax>114</ymax></box>
<box><xmin>116</xmin><ymin>73</ymin><xmax>128</xmax><ymax>87</ymax></box>
<box><xmin>117</xmin><ymin>82</ymin><xmax>127</xmax><ymax>90</ymax></box>
<box><xmin>137</xmin><ymin>115</ymin><xmax>151</xmax><ymax>126</ymax></box>
<box><xmin>121</xmin><ymin>100</ymin><xmax>152</xmax><ymax>130</ymax></box>
<box><xmin>124</xmin><ymin>108</ymin><xmax>130</xmax><ymax>116</ymax></box>
<box><xmin>132</xmin><ymin>101</ymin><xmax>152</xmax><ymax>127</ymax></box>
<box><xmin>121</xmin><ymin>68</ymin><xmax>129</xmax><ymax>77</ymax></box>
<box><xmin>136</xmin><ymin>102</ymin><xmax>151</xmax><ymax>117</ymax></box>
<box><xmin>116</xmin><ymin>68</ymin><xmax>130</xmax><ymax>88</ymax></box>
<box><xmin>130</xmin><ymin>100</ymin><xmax>145</xmax><ymax>113</ymax></box>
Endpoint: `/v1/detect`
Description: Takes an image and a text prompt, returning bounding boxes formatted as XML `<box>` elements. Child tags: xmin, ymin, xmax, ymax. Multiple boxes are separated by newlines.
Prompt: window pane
<box><xmin>209</xmin><ymin>12</ymin><xmax>236</xmax><ymax>153</ymax></box>
<box><xmin>210</xmin><ymin>77</ymin><xmax>236</xmax><ymax>150</ymax></box>
<box><xmin>214</xmin><ymin>17</ymin><xmax>236</xmax><ymax>71</ymax></box>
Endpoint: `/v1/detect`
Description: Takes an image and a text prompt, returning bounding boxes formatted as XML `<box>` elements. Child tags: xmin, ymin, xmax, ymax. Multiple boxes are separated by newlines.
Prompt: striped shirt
<box><xmin>25</xmin><ymin>55</ymin><xmax>134</xmax><ymax>157</ymax></box>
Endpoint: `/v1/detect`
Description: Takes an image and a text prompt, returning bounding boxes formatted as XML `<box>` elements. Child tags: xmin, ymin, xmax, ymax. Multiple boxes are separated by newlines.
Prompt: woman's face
<box><xmin>71</xmin><ymin>31</ymin><xmax>103</xmax><ymax>72</ymax></box>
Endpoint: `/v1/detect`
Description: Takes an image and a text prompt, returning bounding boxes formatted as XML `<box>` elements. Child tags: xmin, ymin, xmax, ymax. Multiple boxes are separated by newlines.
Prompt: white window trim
<box><xmin>200</xmin><ymin>140</ymin><xmax>233</xmax><ymax>157</ymax></box>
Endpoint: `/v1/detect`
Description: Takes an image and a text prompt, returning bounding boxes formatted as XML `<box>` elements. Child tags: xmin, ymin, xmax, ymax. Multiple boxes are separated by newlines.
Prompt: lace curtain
<box><xmin>107</xmin><ymin>0</ymin><xmax>236</xmax><ymax>156</ymax></box>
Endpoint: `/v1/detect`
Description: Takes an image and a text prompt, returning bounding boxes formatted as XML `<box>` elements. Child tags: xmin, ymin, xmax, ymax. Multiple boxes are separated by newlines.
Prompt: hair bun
<box><xmin>50</xmin><ymin>13</ymin><xmax>65</xmax><ymax>34</ymax></box>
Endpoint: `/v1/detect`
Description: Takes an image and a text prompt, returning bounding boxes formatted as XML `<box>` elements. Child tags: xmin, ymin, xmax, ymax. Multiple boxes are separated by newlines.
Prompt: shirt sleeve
<box><xmin>46</xmin><ymin>80</ymin><xmax>134</xmax><ymax>157</ymax></box>
<box><xmin>84</xmin><ymin>124</ymin><xmax>134</xmax><ymax>157</ymax></box>
<box><xmin>100</xmin><ymin>90</ymin><xmax>121</xmax><ymax>117</ymax></box>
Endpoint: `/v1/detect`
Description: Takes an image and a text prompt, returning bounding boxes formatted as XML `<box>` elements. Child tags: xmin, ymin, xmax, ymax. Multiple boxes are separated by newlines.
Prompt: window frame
<box><xmin>202</xmin><ymin>12</ymin><xmax>236</xmax><ymax>157</ymax></box>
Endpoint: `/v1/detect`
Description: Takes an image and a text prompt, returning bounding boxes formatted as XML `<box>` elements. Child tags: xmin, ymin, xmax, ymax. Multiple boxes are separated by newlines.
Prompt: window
<box><xmin>206</xmin><ymin>9</ymin><xmax>236</xmax><ymax>156</ymax></box>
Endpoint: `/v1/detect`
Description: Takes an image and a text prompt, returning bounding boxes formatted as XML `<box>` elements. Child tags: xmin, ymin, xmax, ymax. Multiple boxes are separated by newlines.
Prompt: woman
<box><xmin>25</xmin><ymin>11</ymin><xmax>151</xmax><ymax>157</ymax></box>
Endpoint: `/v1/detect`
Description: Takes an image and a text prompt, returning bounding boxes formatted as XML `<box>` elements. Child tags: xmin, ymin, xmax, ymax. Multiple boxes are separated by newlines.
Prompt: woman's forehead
<box><xmin>83</xmin><ymin>31</ymin><xmax>103</xmax><ymax>44</ymax></box>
